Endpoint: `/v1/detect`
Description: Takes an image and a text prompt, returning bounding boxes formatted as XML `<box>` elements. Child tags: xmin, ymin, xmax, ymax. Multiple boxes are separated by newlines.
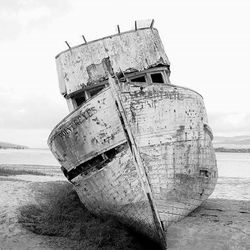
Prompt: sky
<box><xmin>0</xmin><ymin>0</ymin><xmax>250</xmax><ymax>148</ymax></box>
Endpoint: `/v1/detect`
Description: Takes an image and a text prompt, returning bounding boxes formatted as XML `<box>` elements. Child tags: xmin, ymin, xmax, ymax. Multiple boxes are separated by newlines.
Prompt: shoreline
<box><xmin>1</xmin><ymin>164</ymin><xmax>250</xmax><ymax>249</ymax></box>
<box><xmin>215</xmin><ymin>147</ymin><xmax>250</xmax><ymax>153</ymax></box>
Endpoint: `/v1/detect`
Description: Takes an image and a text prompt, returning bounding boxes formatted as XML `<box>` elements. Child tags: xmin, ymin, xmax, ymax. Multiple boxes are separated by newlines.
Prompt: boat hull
<box><xmin>118</xmin><ymin>83</ymin><xmax>217</xmax><ymax>229</ymax></box>
<box><xmin>48</xmin><ymin>83</ymin><xmax>217</xmax><ymax>242</ymax></box>
<box><xmin>72</xmin><ymin>144</ymin><xmax>160</xmax><ymax>240</ymax></box>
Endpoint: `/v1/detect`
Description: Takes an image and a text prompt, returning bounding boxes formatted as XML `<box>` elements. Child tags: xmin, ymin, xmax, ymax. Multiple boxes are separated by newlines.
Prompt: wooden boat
<box><xmin>48</xmin><ymin>20</ymin><xmax>217</xmax><ymax>247</ymax></box>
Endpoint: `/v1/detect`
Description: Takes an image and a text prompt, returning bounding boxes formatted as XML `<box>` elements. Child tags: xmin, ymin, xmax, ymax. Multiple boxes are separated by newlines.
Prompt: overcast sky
<box><xmin>0</xmin><ymin>0</ymin><xmax>249</xmax><ymax>148</ymax></box>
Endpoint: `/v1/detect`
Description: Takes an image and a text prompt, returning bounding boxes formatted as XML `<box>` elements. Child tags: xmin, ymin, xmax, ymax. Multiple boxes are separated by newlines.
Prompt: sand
<box><xmin>167</xmin><ymin>178</ymin><xmax>250</xmax><ymax>249</ymax></box>
<box><xmin>0</xmin><ymin>164</ymin><xmax>250</xmax><ymax>250</ymax></box>
<box><xmin>0</xmin><ymin>165</ymin><xmax>78</xmax><ymax>250</ymax></box>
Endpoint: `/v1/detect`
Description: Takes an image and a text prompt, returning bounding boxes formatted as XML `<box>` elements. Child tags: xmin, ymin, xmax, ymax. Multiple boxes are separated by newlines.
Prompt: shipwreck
<box><xmin>48</xmin><ymin>20</ymin><xmax>218</xmax><ymax>247</ymax></box>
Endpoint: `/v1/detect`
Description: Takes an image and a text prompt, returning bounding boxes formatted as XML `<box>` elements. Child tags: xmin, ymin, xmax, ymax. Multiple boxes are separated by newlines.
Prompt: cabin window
<box><xmin>150</xmin><ymin>73</ymin><xmax>164</xmax><ymax>83</ymax></box>
<box><xmin>130</xmin><ymin>75</ymin><xmax>146</xmax><ymax>83</ymax></box>
<box><xmin>87</xmin><ymin>85</ymin><xmax>105</xmax><ymax>98</ymax></box>
<box><xmin>75</xmin><ymin>94</ymin><xmax>86</xmax><ymax>107</ymax></box>
<box><xmin>72</xmin><ymin>85</ymin><xmax>105</xmax><ymax>108</ymax></box>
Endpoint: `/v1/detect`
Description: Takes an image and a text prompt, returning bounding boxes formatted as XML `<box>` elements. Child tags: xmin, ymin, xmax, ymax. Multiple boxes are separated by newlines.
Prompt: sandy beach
<box><xmin>0</xmin><ymin>164</ymin><xmax>80</xmax><ymax>250</ymax></box>
<box><xmin>0</xmin><ymin>164</ymin><xmax>250</xmax><ymax>250</ymax></box>
<box><xmin>167</xmin><ymin>178</ymin><xmax>250</xmax><ymax>250</ymax></box>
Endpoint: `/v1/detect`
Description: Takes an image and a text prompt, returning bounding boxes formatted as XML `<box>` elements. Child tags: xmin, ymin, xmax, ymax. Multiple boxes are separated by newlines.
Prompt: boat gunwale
<box><xmin>47</xmin><ymin>86</ymin><xmax>111</xmax><ymax>144</ymax></box>
<box><xmin>167</xmin><ymin>83</ymin><xmax>203</xmax><ymax>99</ymax></box>
<box><xmin>47</xmin><ymin>82</ymin><xmax>203</xmax><ymax>145</ymax></box>
<box><xmin>55</xmin><ymin>27</ymin><xmax>159</xmax><ymax>59</ymax></box>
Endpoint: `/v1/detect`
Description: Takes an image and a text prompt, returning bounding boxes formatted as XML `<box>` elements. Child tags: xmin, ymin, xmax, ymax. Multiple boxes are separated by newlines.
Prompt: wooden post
<box><xmin>117</xmin><ymin>25</ymin><xmax>120</xmax><ymax>34</ymax></box>
<box><xmin>82</xmin><ymin>35</ymin><xmax>87</xmax><ymax>44</ymax></box>
<box><xmin>150</xmin><ymin>19</ymin><xmax>155</xmax><ymax>28</ymax></box>
<box><xmin>108</xmin><ymin>75</ymin><xmax>166</xmax><ymax>249</ymax></box>
<box><xmin>135</xmin><ymin>20</ymin><xmax>137</xmax><ymax>30</ymax></box>
<box><xmin>65</xmin><ymin>41</ymin><xmax>71</xmax><ymax>49</ymax></box>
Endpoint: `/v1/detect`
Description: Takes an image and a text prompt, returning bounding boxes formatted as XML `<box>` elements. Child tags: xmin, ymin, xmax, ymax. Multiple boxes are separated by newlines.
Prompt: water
<box><xmin>216</xmin><ymin>152</ymin><xmax>250</xmax><ymax>178</ymax></box>
<box><xmin>0</xmin><ymin>150</ymin><xmax>250</xmax><ymax>178</ymax></box>
<box><xmin>0</xmin><ymin>149</ymin><xmax>59</xmax><ymax>166</ymax></box>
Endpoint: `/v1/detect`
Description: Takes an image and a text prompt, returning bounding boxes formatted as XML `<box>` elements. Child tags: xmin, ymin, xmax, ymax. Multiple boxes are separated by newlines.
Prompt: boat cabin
<box><xmin>55</xmin><ymin>20</ymin><xmax>171</xmax><ymax>112</ymax></box>
<box><xmin>65</xmin><ymin>66</ymin><xmax>171</xmax><ymax>111</ymax></box>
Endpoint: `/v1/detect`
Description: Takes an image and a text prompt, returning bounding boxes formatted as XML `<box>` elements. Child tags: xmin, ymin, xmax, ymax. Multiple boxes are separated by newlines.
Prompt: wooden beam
<box><xmin>108</xmin><ymin>74</ymin><xmax>166</xmax><ymax>249</ymax></box>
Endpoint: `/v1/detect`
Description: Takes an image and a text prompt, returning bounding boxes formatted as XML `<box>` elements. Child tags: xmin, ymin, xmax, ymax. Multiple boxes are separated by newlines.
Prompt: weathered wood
<box><xmin>109</xmin><ymin>75</ymin><xmax>166</xmax><ymax>248</ymax></box>
<box><xmin>48</xmin><ymin>80</ymin><xmax>217</xmax><ymax>241</ymax></box>
<box><xmin>49</xmin><ymin>22</ymin><xmax>218</xmax><ymax>245</ymax></box>
<box><xmin>48</xmin><ymin>88</ymin><xmax>126</xmax><ymax>171</ymax></box>
<box><xmin>55</xmin><ymin>28</ymin><xmax>170</xmax><ymax>96</ymax></box>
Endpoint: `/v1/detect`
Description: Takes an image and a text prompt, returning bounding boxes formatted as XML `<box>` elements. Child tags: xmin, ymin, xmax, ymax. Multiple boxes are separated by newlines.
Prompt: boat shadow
<box><xmin>18</xmin><ymin>181</ymin><xmax>163</xmax><ymax>250</ymax></box>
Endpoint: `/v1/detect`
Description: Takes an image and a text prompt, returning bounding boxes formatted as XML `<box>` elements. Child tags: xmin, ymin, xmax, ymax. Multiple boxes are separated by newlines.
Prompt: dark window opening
<box><xmin>150</xmin><ymin>73</ymin><xmax>164</xmax><ymax>83</ymax></box>
<box><xmin>130</xmin><ymin>76</ymin><xmax>146</xmax><ymax>83</ymax></box>
<box><xmin>199</xmin><ymin>169</ymin><xmax>210</xmax><ymax>178</ymax></box>
<box><xmin>88</xmin><ymin>85</ymin><xmax>105</xmax><ymax>97</ymax></box>
<box><xmin>75</xmin><ymin>95</ymin><xmax>86</xmax><ymax>107</ymax></box>
<box><xmin>73</xmin><ymin>85</ymin><xmax>105</xmax><ymax>107</ymax></box>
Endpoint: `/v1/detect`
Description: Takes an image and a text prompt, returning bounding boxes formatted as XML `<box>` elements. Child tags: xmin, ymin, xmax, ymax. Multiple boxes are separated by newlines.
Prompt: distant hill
<box><xmin>213</xmin><ymin>135</ymin><xmax>250</xmax><ymax>151</ymax></box>
<box><xmin>214</xmin><ymin>147</ymin><xmax>250</xmax><ymax>153</ymax></box>
<box><xmin>214</xmin><ymin>135</ymin><xmax>250</xmax><ymax>145</ymax></box>
<box><xmin>0</xmin><ymin>141</ymin><xmax>28</xmax><ymax>149</ymax></box>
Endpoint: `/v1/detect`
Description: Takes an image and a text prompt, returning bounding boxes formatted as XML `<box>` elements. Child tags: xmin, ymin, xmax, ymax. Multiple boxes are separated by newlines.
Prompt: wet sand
<box><xmin>1</xmin><ymin>164</ymin><xmax>250</xmax><ymax>250</ymax></box>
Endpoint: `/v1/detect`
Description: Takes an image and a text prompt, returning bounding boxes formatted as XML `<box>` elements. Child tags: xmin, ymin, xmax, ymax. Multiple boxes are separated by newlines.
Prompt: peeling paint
<box><xmin>56</xmin><ymin>28</ymin><xmax>170</xmax><ymax>96</ymax></box>
<box><xmin>49</xmin><ymin>24</ymin><xmax>217</xmax><ymax>245</ymax></box>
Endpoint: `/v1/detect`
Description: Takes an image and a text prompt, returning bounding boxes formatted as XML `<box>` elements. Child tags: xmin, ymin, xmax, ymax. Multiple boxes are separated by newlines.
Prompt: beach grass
<box><xmin>18</xmin><ymin>181</ymin><xmax>161</xmax><ymax>250</ymax></box>
<box><xmin>0</xmin><ymin>168</ymin><xmax>47</xmax><ymax>176</ymax></box>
